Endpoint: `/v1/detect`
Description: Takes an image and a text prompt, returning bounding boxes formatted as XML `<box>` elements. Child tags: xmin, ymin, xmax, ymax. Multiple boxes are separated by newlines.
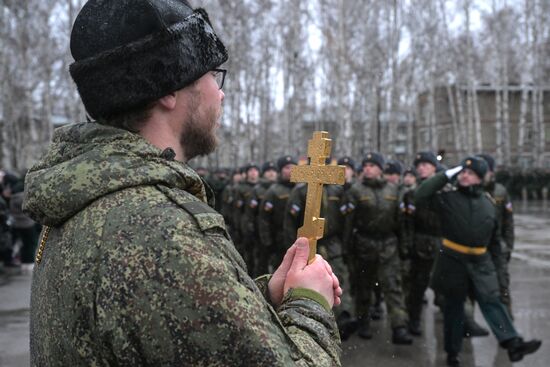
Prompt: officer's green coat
<box><xmin>415</xmin><ymin>171</ymin><xmax>519</xmax><ymax>354</ymax></box>
<box><xmin>24</xmin><ymin>123</ymin><xmax>341</xmax><ymax>367</ymax></box>
<box><xmin>414</xmin><ymin>172</ymin><xmax>500</xmax><ymax>297</ymax></box>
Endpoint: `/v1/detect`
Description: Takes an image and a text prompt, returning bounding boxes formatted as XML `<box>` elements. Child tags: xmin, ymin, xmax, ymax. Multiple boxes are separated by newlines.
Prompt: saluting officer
<box><xmin>417</xmin><ymin>157</ymin><xmax>541</xmax><ymax>366</ymax></box>
<box><xmin>477</xmin><ymin>153</ymin><xmax>515</xmax><ymax>316</ymax></box>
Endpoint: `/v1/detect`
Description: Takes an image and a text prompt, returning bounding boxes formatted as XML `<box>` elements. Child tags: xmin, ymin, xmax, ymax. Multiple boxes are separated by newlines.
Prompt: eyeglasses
<box><xmin>212</xmin><ymin>68</ymin><xmax>227</xmax><ymax>90</ymax></box>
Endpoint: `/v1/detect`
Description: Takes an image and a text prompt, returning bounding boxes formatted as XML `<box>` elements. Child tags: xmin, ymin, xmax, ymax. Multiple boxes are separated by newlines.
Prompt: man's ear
<box><xmin>158</xmin><ymin>92</ymin><xmax>177</xmax><ymax>110</ymax></box>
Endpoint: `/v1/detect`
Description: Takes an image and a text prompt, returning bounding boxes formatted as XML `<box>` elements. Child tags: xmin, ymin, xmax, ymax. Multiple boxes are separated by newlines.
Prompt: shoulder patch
<box><xmin>180</xmin><ymin>201</ymin><xmax>219</xmax><ymax>216</ymax></box>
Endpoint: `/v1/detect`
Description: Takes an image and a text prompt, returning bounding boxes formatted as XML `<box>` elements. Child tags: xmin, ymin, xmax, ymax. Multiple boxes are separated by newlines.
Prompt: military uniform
<box><xmin>343</xmin><ymin>177</ymin><xmax>409</xmax><ymax>336</ymax></box>
<box><xmin>204</xmin><ymin>172</ymin><xmax>228</xmax><ymax>213</ymax></box>
<box><xmin>233</xmin><ymin>180</ymin><xmax>257</xmax><ymax>269</ymax></box>
<box><xmin>402</xmin><ymin>178</ymin><xmax>446</xmax><ymax>332</ymax></box>
<box><xmin>241</xmin><ymin>178</ymin><xmax>273</xmax><ymax>276</ymax></box>
<box><xmin>416</xmin><ymin>170</ymin><xmax>520</xmax><ymax>360</ymax></box>
<box><xmin>25</xmin><ymin>122</ymin><xmax>341</xmax><ymax>367</ymax></box>
<box><xmin>284</xmin><ymin>184</ymin><xmax>355</xmax><ymax>331</ymax></box>
<box><xmin>258</xmin><ymin>180</ymin><xmax>295</xmax><ymax>271</ymax></box>
<box><xmin>485</xmin><ymin>180</ymin><xmax>514</xmax><ymax>315</ymax></box>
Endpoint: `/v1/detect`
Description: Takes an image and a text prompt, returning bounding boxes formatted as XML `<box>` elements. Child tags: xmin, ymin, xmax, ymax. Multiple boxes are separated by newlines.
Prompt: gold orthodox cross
<box><xmin>290</xmin><ymin>131</ymin><xmax>345</xmax><ymax>263</ymax></box>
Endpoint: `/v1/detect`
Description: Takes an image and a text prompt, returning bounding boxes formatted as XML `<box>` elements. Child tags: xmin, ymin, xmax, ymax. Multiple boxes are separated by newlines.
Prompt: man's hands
<box><xmin>268</xmin><ymin>238</ymin><xmax>342</xmax><ymax>308</ymax></box>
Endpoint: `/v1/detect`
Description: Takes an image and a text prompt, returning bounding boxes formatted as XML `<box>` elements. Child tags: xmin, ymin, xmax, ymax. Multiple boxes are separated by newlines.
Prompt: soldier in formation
<box><xmin>342</xmin><ymin>152</ymin><xmax>413</xmax><ymax>344</ymax></box>
<box><xmin>258</xmin><ymin>155</ymin><xmax>297</xmax><ymax>271</ymax></box>
<box><xmin>241</xmin><ymin>161</ymin><xmax>278</xmax><ymax>276</ymax></box>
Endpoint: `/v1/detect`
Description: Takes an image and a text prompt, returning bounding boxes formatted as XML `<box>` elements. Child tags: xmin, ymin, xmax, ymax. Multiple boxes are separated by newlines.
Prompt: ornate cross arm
<box><xmin>290</xmin><ymin>131</ymin><xmax>345</xmax><ymax>263</ymax></box>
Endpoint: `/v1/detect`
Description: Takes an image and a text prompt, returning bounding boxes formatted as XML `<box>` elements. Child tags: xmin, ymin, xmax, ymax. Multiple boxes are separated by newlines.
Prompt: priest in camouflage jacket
<box><xmin>24</xmin><ymin>1</ymin><xmax>342</xmax><ymax>366</ymax></box>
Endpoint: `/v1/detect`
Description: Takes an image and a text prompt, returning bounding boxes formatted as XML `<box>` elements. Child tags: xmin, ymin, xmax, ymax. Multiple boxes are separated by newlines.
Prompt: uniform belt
<box><xmin>442</xmin><ymin>238</ymin><xmax>487</xmax><ymax>255</ymax></box>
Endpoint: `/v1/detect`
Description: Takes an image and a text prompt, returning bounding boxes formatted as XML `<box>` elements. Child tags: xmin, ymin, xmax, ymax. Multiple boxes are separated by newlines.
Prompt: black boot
<box><xmin>337</xmin><ymin>312</ymin><xmax>359</xmax><ymax>341</ymax></box>
<box><xmin>408</xmin><ymin>319</ymin><xmax>422</xmax><ymax>336</ymax></box>
<box><xmin>357</xmin><ymin>318</ymin><xmax>373</xmax><ymax>339</ymax></box>
<box><xmin>446</xmin><ymin>353</ymin><xmax>461</xmax><ymax>366</ymax></box>
<box><xmin>502</xmin><ymin>337</ymin><xmax>542</xmax><ymax>362</ymax></box>
<box><xmin>463</xmin><ymin>320</ymin><xmax>489</xmax><ymax>338</ymax></box>
<box><xmin>392</xmin><ymin>326</ymin><xmax>413</xmax><ymax>345</ymax></box>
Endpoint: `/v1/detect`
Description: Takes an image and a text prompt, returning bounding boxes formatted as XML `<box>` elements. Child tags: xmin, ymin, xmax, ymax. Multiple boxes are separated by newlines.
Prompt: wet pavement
<box><xmin>1</xmin><ymin>202</ymin><xmax>550</xmax><ymax>366</ymax></box>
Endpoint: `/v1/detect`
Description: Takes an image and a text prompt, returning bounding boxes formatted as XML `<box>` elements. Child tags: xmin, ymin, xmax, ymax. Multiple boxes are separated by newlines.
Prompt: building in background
<box><xmin>416</xmin><ymin>85</ymin><xmax>550</xmax><ymax>168</ymax></box>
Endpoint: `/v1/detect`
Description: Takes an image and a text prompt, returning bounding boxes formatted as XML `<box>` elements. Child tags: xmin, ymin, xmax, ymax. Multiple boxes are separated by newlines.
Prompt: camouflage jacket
<box><xmin>24</xmin><ymin>123</ymin><xmax>341</xmax><ymax>367</ymax></box>
<box><xmin>485</xmin><ymin>181</ymin><xmax>514</xmax><ymax>252</ymax></box>
<box><xmin>343</xmin><ymin>177</ymin><xmax>401</xmax><ymax>243</ymax></box>
<box><xmin>283</xmin><ymin>184</ymin><xmax>346</xmax><ymax>259</ymax></box>
<box><xmin>258</xmin><ymin>180</ymin><xmax>295</xmax><ymax>251</ymax></box>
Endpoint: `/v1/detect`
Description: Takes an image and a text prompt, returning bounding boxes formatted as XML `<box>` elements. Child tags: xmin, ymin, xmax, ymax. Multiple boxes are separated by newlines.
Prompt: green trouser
<box><xmin>432</xmin><ymin>250</ymin><xmax>519</xmax><ymax>355</ymax></box>
<box><xmin>491</xmin><ymin>249</ymin><xmax>513</xmax><ymax>316</ymax></box>
<box><xmin>407</xmin><ymin>233</ymin><xmax>441</xmax><ymax>323</ymax></box>
<box><xmin>352</xmin><ymin>233</ymin><xmax>408</xmax><ymax>328</ymax></box>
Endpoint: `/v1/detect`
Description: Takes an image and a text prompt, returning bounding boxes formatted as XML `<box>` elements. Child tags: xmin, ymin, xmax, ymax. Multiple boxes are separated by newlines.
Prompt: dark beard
<box><xmin>180</xmin><ymin>103</ymin><xmax>219</xmax><ymax>160</ymax></box>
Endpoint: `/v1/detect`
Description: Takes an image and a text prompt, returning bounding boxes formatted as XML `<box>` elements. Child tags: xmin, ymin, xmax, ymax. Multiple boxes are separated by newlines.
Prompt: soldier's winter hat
<box><xmin>384</xmin><ymin>159</ymin><xmax>403</xmax><ymax>175</ymax></box>
<box><xmin>362</xmin><ymin>152</ymin><xmax>385</xmax><ymax>170</ymax></box>
<box><xmin>244</xmin><ymin>162</ymin><xmax>260</xmax><ymax>173</ymax></box>
<box><xmin>414</xmin><ymin>151</ymin><xmax>438</xmax><ymax>167</ymax></box>
<box><xmin>337</xmin><ymin>156</ymin><xmax>356</xmax><ymax>169</ymax></box>
<box><xmin>404</xmin><ymin>166</ymin><xmax>417</xmax><ymax>177</ymax></box>
<box><xmin>69</xmin><ymin>0</ymin><xmax>228</xmax><ymax>119</ymax></box>
<box><xmin>461</xmin><ymin>156</ymin><xmax>488</xmax><ymax>179</ymax></box>
<box><xmin>476</xmin><ymin>153</ymin><xmax>495</xmax><ymax>172</ymax></box>
<box><xmin>277</xmin><ymin>155</ymin><xmax>297</xmax><ymax>171</ymax></box>
<box><xmin>261</xmin><ymin>161</ymin><xmax>277</xmax><ymax>175</ymax></box>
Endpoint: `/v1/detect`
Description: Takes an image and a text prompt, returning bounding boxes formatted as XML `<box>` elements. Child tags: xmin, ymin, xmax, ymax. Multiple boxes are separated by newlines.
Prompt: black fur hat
<box><xmin>69</xmin><ymin>0</ymin><xmax>228</xmax><ymax>119</ymax></box>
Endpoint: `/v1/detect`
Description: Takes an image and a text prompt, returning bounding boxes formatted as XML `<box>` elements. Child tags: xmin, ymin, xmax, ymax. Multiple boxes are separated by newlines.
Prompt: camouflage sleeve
<box><xmin>258</xmin><ymin>189</ymin><xmax>275</xmax><ymax>249</ymax></box>
<box><xmin>283</xmin><ymin>187</ymin><xmax>302</xmax><ymax>247</ymax></box>
<box><xmin>342</xmin><ymin>188</ymin><xmax>357</xmax><ymax>246</ymax></box>
<box><xmin>241</xmin><ymin>191</ymin><xmax>255</xmax><ymax>238</ymax></box>
<box><xmin>397</xmin><ymin>191</ymin><xmax>413</xmax><ymax>259</ymax></box>
<box><xmin>233</xmin><ymin>188</ymin><xmax>244</xmax><ymax>234</ymax></box>
<box><xmin>501</xmin><ymin>189</ymin><xmax>515</xmax><ymax>251</ymax></box>
<box><xmin>97</xmin><ymin>204</ymin><xmax>341</xmax><ymax>366</ymax></box>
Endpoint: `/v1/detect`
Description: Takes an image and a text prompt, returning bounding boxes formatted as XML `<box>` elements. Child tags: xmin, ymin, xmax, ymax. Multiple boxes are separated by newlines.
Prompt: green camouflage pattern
<box><xmin>343</xmin><ymin>178</ymin><xmax>408</xmax><ymax>328</ymax></box>
<box><xmin>258</xmin><ymin>180</ymin><xmax>295</xmax><ymax>270</ymax></box>
<box><xmin>242</xmin><ymin>179</ymin><xmax>273</xmax><ymax>276</ymax></box>
<box><xmin>283</xmin><ymin>184</ymin><xmax>355</xmax><ymax>319</ymax></box>
<box><xmin>24</xmin><ymin>122</ymin><xmax>341</xmax><ymax>366</ymax></box>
